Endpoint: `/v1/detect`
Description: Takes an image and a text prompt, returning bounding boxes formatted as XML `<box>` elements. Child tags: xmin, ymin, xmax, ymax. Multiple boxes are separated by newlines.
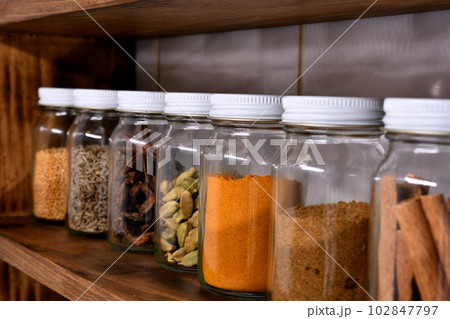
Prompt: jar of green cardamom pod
<box><xmin>154</xmin><ymin>93</ymin><xmax>213</xmax><ymax>272</ymax></box>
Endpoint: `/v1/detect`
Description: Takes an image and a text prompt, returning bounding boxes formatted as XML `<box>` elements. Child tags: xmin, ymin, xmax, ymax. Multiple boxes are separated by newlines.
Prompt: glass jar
<box><xmin>198</xmin><ymin>94</ymin><xmax>284</xmax><ymax>300</ymax></box>
<box><xmin>66</xmin><ymin>89</ymin><xmax>119</xmax><ymax>237</ymax></box>
<box><xmin>270</xmin><ymin>96</ymin><xmax>384</xmax><ymax>301</ymax></box>
<box><xmin>154</xmin><ymin>93</ymin><xmax>213</xmax><ymax>272</ymax></box>
<box><xmin>369</xmin><ymin>98</ymin><xmax>450</xmax><ymax>301</ymax></box>
<box><xmin>32</xmin><ymin>88</ymin><xmax>76</xmax><ymax>223</ymax></box>
<box><xmin>108</xmin><ymin>91</ymin><xmax>168</xmax><ymax>253</ymax></box>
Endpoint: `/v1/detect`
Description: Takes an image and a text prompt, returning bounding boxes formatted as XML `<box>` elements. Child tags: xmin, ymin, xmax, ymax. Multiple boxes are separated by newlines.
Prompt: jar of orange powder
<box><xmin>198</xmin><ymin>94</ymin><xmax>284</xmax><ymax>300</ymax></box>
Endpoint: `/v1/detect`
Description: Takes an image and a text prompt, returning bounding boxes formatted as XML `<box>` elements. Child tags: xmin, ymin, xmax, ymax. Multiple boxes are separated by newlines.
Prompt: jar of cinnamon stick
<box><xmin>270</xmin><ymin>96</ymin><xmax>384</xmax><ymax>301</ymax></box>
<box><xmin>370</xmin><ymin>98</ymin><xmax>450</xmax><ymax>301</ymax></box>
<box><xmin>32</xmin><ymin>88</ymin><xmax>76</xmax><ymax>223</ymax></box>
<box><xmin>198</xmin><ymin>94</ymin><xmax>284</xmax><ymax>300</ymax></box>
<box><xmin>154</xmin><ymin>93</ymin><xmax>213</xmax><ymax>272</ymax></box>
<box><xmin>108</xmin><ymin>91</ymin><xmax>168</xmax><ymax>253</ymax></box>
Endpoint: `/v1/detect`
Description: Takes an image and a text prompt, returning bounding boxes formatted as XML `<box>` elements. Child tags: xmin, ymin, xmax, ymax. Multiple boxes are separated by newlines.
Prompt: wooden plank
<box><xmin>1</xmin><ymin>0</ymin><xmax>450</xmax><ymax>37</ymax></box>
<box><xmin>0</xmin><ymin>217</ymin><xmax>222</xmax><ymax>300</ymax></box>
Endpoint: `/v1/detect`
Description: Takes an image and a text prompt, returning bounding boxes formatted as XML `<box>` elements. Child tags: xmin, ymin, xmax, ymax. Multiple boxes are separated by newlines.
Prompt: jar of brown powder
<box><xmin>198</xmin><ymin>94</ymin><xmax>284</xmax><ymax>300</ymax></box>
<box><xmin>370</xmin><ymin>98</ymin><xmax>450</xmax><ymax>301</ymax></box>
<box><xmin>270</xmin><ymin>96</ymin><xmax>384</xmax><ymax>301</ymax></box>
<box><xmin>32</xmin><ymin>88</ymin><xmax>76</xmax><ymax>223</ymax></box>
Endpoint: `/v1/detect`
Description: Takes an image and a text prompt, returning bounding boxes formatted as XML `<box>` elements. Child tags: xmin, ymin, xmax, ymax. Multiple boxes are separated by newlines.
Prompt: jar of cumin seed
<box><xmin>32</xmin><ymin>88</ymin><xmax>76</xmax><ymax>223</ymax></box>
<box><xmin>67</xmin><ymin>89</ymin><xmax>119</xmax><ymax>237</ymax></box>
<box><xmin>270</xmin><ymin>96</ymin><xmax>384</xmax><ymax>301</ymax></box>
<box><xmin>198</xmin><ymin>94</ymin><xmax>284</xmax><ymax>300</ymax></box>
<box><xmin>154</xmin><ymin>93</ymin><xmax>213</xmax><ymax>272</ymax></box>
<box><xmin>108</xmin><ymin>91</ymin><xmax>168</xmax><ymax>252</ymax></box>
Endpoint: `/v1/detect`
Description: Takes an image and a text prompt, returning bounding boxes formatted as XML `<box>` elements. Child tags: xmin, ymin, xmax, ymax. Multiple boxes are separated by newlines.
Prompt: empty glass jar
<box><xmin>198</xmin><ymin>94</ymin><xmax>284</xmax><ymax>300</ymax></box>
<box><xmin>369</xmin><ymin>98</ymin><xmax>450</xmax><ymax>301</ymax></box>
<box><xmin>154</xmin><ymin>93</ymin><xmax>212</xmax><ymax>272</ymax></box>
<box><xmin>108</xmin><ymin>91</ymin><xmax>168</xmax><ymax>252</ymax></box>
<box><xmin>32</xmin><ymin>88</ymin><xmax>76</xmax><ymax>223</ymax></box>
<box><xmin>67</xmin><ymin>89</ymin><xmax>118</xmax><ymax>237</ymax></box>
<box><xmin>270</xmin><ymin>96</ymin><xmax>384</xmax><ymax>301</ymax></box>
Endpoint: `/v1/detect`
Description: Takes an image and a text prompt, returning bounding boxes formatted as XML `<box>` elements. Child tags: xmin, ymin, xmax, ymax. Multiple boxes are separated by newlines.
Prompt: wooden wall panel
<box><xmin>0</xmin><ymin>32</ymin><xmax>135</xmax><ymax>300</ymax></box>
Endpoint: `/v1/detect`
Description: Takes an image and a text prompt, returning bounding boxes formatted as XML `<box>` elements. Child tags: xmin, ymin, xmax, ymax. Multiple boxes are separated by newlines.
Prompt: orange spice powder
<box><xmin>202</xmin><ymin>174</ymin><xmax>272</xmax><ymax>292</ymax></box>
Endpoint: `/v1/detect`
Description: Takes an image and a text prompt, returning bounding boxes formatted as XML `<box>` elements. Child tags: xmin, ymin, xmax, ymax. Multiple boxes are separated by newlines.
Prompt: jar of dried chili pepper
<box><xmin>108</xmin><ymin>91</ymin><xmax>168</xmax><ymax>253</ymax></box>
<box><xmin>154</xmin><ymin>92</ymin><xmax>212</xmax><ymax>272</ymax></box>
<box><xmin>32</xmin><ymin>88</ymin><xmax>76</xmax><ymax>223</ymax></box>
<box><xmin>198</xmin><ymin>94</ymin><xmax>284</xmax><ymax>300</ymax></box>
<box><xmin>369</xmin><ymin>98</ymin><xmax>450</xmax><ymax>301</ymax></box>
<box><xmin>270</xmin><ymin>96</ymin><xmax>384</xmax><ymax>301</ymax></box>
<box><xmin>66</xmin><ymin>89</ymin><xmax>119</xmax><ymax>237</ymax></box>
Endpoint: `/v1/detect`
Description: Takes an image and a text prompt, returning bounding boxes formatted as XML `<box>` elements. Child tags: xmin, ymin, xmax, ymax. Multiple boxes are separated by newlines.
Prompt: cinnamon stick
<box><xmin>420</xmin><ymin>194</ymin><xmax>450</xmax><ymax>288</ymax></box>
<box><xmin>378</xmin><ymin>175</ymin><xmax>397</xmax><ymax>300</ymax></box>
<box><xmin>396</xmin><ymin>229</ymin><xmax>413</xmax><ymax>301</ymax></box>
<box><xmin>395</xmin><ymin>198</ymin><xmax>447</xmax><ymax>300</ymax></box>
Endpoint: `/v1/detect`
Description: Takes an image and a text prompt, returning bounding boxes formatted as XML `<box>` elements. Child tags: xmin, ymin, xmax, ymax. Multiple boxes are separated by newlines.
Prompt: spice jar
<box><xmin>270</xmin><ymin>96</ymin><xmax>384</xmax><ymax>301</ymax></box>
<box><xmin>67</xmin><ymin>89</ymin><xmax>119</xmax><ymax>237</ymax></box>
<box><xmin>154</xmin><ymin>93</ymin><xmax>213</xmax><ymax>272</ymax></box>
<box><xmin>32</xmin><ymin>88</ymin><xmax>76</xmax><ymax>223</ymax></box>
<box><xmin>369</xmin><ymin>98</ymin><xmax>450</xmax><ymax>301</ymax></box>
<box><xmin>108</xmin><ymin>91</ymin><xmax>168</xmax><ymax>252</ymax></box>
<box><xmin>198</xmin><ymin>94</ymin><xmax>284</xmax><ymax>300</ymax></box>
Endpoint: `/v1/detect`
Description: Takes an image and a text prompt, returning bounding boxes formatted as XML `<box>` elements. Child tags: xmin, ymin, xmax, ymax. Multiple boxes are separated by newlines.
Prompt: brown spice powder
<box><xmin>33</xmin><ymin>147</ymin><xmax>69</xmax><ymax>221</ymax></box>
<box><xmin>202</xmin><ymin>174</ymin><xmax>272</xmax><ymax>292</ymax></box>
<box><xmin>272</xmin><ymin>201</ymin><xmax>369</xmax><ymax>301</ymax></box>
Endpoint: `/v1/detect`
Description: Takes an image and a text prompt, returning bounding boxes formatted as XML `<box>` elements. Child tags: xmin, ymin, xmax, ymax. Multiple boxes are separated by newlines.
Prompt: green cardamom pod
<box><xmin>184</xmin><ymin>228</ymin><xmax>198</xmax><ymax>253</ymax></box>
<box><xmin>175</xmin><ymin>167</ymin><xmax>198</xmax><ymax>185</ymax></box>
<box><xmin>177</xmin><ymin>177</ymin><xmax>199</xmax><ymax>193</ymax></box>
<box><xmin>163</xmin><ymin>218</ymin><xmax>180</xmax><ymax>231</ymax></box>
<box><xmin>188</xmin><ymin>210</ymin><xmax>198</xmax><ymax>228</ymax></box>
<box><xmin>172</xmin><ymin>211</ymin><xmax>185</xmax><ymax>224</ymax></box>
<box><xmin>160</xmin><ymin>180</ymin><xmax>173</xmax><ymax>195</ymax></box>
<box><xmin>194</xmin><ymin>196</ymin><xmax>200</xmax><ymax>210</ymax></box>
<box><xmin>180</xmin><ymin>191</ymin><xmax>194</xmax><ymax>219</ymax></box>
<box><xmin>166</xmin><ymin>252</ymin><xmax>176</xmax><ymax>264</ymax></box>
<box><xmin>172</xmin><ymin>247</ymin><xmax>187</xmax><ymax>263</ymax></box>
<box><xmin>161</xmin><ymin>227</ymin><xmax>176</xmax><ymax>241</ymax></box>
<box><xmin>162</xmin><ymin>187</ymin><xmax>185</xmax><ymax>202</ymax></box>
<box><xmin>176</xmin><ymin>222</ymin><xmax>191</xmax><ymax>247</ymax></box>
<box><xmin>180</xmin><ymin>250</ymin><xmax>198</xmax><ymax>267</ymax></box>
<box><xmin>160</xmin><ymin>201</ymin><xmax>179</xmax><ymax>218</ymax></box>
<box><xmin>160</xmin><ymin>238</ymin><xmax>176</xmax><ymax>252</ymax></box>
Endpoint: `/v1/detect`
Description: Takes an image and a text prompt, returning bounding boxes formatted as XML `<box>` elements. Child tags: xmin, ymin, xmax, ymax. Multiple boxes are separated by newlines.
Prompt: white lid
<box><xmin>73</xmin><ymin>89</ymin><xmax>118</xmax><ymax>110</ymax></box>
<box><xmin>164</xmin><ymin>93</ymin><xmax>212</xmax><ymax>117</ymax></box>
<box><xmin>282</xmin><ymin>96</ymin><xmax>384</xmax><ymax>126</ymax></box>
<box><xmin>209</xmin><ymin>94</ymin><xmax>282</xmax><ymax>120</ymax></box>
<box><xmin>117</xmin><ymin>91</ymin><xmax>165</xmax><ymax>113</ymax></box>
<box><xmin>384</xmin><ymin>98</ymin><xmax>450</xmax><ymax>133</ymax></box>
<box><xmin>38</xmin><ymin>87</ymin><xmax>74</xmax><ymax>107</ymax></box>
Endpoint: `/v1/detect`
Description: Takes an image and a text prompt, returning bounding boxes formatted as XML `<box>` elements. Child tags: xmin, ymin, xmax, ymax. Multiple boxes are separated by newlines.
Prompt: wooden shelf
<box><xmin>1</xmin><ymin>0</ymin><xmax>450</xmax><ymax>37</ymax></box>
<box><xmin>0</xmin><ymin>217</ymin><xmax>223</xmax><ymax>301</ymax></box>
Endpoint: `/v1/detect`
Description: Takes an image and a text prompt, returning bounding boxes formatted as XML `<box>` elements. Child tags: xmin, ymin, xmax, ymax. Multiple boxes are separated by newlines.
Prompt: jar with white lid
<box><xmin>67</xmin><ymin>89</ymin><xmax>118</xmax><ymax>237</ymax></box>
<box><xmin>32</xmin><ymin>88</ymin><xmax>76</xmax><ymax>223</ymax></box>
<box><xmin>369</xmin><ymin>98</ymin><xmax>450</xmax><ymax>301</ymax></box>
<box><xmin>270</xmin><ymin>96</ymin><xmax>385</xmax><ymax>301</ymax></box>
<box><xmin>154</xmin><ymin>93</ymin><xmax>213</xmax><ymax>272</ymax></box>
<box><xmin>108</xmin><ymin>91</ymin><xmax>168</xmax><ymax>252</ymax></box>
<box><xmin>198</xmin><ymin>94</ymin><xmax>284</xmax><ymax>300</ymax></box>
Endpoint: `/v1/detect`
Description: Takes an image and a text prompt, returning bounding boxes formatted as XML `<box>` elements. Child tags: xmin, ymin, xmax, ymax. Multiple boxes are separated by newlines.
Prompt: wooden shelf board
<box><xmin>0</xmin><ymin>0</ymin><xmax>450</xmax><ymax>37</ymax></box>
<box><xmin>0</xmin><ymin>217</ymin><xmax>223</xmax><ymax>301</ymax></box>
